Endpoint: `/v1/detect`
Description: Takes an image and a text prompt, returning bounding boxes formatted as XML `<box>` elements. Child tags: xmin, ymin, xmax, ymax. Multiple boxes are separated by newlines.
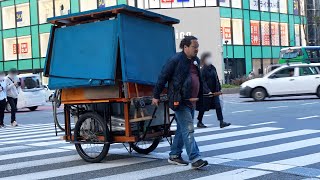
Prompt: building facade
<box><xmin>0</xmin><ymin>0</ymin><xmax>307</xmax><ymax>83</ymax></box>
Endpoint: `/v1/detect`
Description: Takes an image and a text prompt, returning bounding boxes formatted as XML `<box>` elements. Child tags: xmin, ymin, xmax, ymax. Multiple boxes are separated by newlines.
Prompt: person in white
<box><xmin>5</xmin><ymin>68</ymin><xmax>20</xmax><ymax>127</ymax></box>
<box><xmin>0</xmin><ymin>71</ymin><xmax>7</xmax><ymax>128</ymax></box>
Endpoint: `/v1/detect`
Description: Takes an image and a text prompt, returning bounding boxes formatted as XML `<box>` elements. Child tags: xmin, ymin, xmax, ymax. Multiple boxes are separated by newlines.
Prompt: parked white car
<box><xmin>43</xmin><ymin>85</ymin><xmax>55</xmax><ymax>102</ymax></box>
<box><xmin>240</xmin><ymin>63</ymin><xmax>320</xmax><ymax>101</ymax></box>
<box><xmin>6</xmin><ymin>74</ymin><xmax>46</xmax><ymax>111</ymax></box>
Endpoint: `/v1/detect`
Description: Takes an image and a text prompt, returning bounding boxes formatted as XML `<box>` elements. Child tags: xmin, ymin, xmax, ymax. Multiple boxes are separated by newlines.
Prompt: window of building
<box><xmin>250</xmin><ymin>0</ymin><xmax>259</xmax><ymax>10</ymax></box>
<box><xmin>251</xmin><ymin>21</ymin><xmax>260</xmax><ymax>45</ymax></box>
<box><xmin>160</xmin><ymin>0</ymin><xmax>172</xmax><ymax>8</ymax></box>
<box><xmin>220</xmin><ymin>0</ymin><xmax>230</xmax><ymax>7</ymax></box>
<box><xmin>280</xmin><ymin>23</ymin><xmax>289</xmax><ymax>46</ymax></box>
<box><xmin>295</xmin><ymin>24</ymin><xmax>301</xmax><ymax>46</ymax></box>
<box><xmin>149</xmin><ymin>0</ymin><xmax>160</xmax><ymax>8</ymax></box>
<box><xmin>280</xmin><ymin>0</ymin><xmax>287</xmax><ymax>13</ymax></box>
<box><xmin>40</xmin><ymin>33</ymin><xmax>50</xmax><ymax>57</ymax></box>
<box><xmin>3</xmin><ymin>38</ymin><xmax>17</xmax><ymax>61</ymax></box>
<box><xmin>195</xmin><ymin>0</ymin><xmax>205</xmax><ymax>7</ymax></box>
<box><xmin>206</xmin><ymin>0</ymin><xmax>217</xmax><ymax>6</ymax></box>
<box><xmin>80</xmin><ymin>0</ymin><xmax>97</xmax><ymax>12</ymax></box>
<box><xmin>55</xmin><ymin>0</ymin><xmax>71</xmax><ymax>16</ymax></box>
<box><xmin>271</xmin><ymin>22</ymin><xmax>280</xmax><ymax>46</ymax></box>
<box><xmin>300</xmin><ymin>0</ymin><xmax>305</xmax><ymax>15</ymax></box>
<box><xmin>221</xmin><ymin>18</ymin><xmax>232</xmax><ymax>44</ymax></box>
<box><xmin>261</xmin><ymin>22</ymin><xmax>270</xmax><ymax>46</ymax></box>
<box><xmin>232</xmin><ymin>0</ymin><xmax>241</xmax><ymax>8</ymax></box>
<box><xmin>172</xmin><ymin>0</ymin><xmax>183</xmax><ymax>8</ymax></box>
<box><xmin>294</xmin><ymin>0</ymin><xmax>299</xmax><ymax>15</ymax></box>
<box><xmin>103</xmin><ymin>0</ymin><xmax>117</xmax><ymax>8</ymax></box>
<box><xmin>269</xmin><ymin>0</ymin><xmax>279</xmax><ymax>13</ymax></box>
<box><xmin>260</xmin><ymin>0</ymin><xmax>269</xmax><ymax>11</ymax></box>
<box><xmin>127</xmin><ymin>0</ymin><xmax>146</xmax><ymax>8</ymax></box>
<box><xmin>301</xmin><ymin>25</ymin><xmax>307</xmax><ymax>46</ymax></box>
<box><xmin>16</xmin><ymin>3</ymin><xmax>31</xmax><ymax>27</ymax></box>
<box><xmin>2</xmin><ymin>6</ymin><xmax>15</xmax><ymax>29</ymax></box>
<box><xmin>18</xmin><ymin>36</ymin><xmax>32</xmax><ymax>60</ymax></box>
<box><xmin>38</xmin><ymin>0</ymin><xmax>54</xmax><ymax>24</ymax></box>
<box><xmin>232</xmin><ymin>19</ymin><xmax>243</xmax><ymax>45</ymax></box>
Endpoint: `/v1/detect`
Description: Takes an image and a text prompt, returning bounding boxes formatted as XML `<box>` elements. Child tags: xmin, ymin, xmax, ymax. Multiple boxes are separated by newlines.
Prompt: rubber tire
<box><xmin>74</xmin><ymin>112</ymin><xmax>110</xmax><ymax>163</ymax></box>
<box><xmin>252</xmin><ymin>88</ymin><xmax>267</xmax><ymax>101</ymax></box>
<box><xmin>317</xmin><ymin>86</ymin><xmax>320</xmax><ymax>98</ymax></box>
<box><xmin>28</xmin><ymin>106</ymin><xmax>38</xmax><ymax>111</ymax></box>
<box><xmin>129</xmin><ymin>138</ymin><xmax>161</xmax><ymax>155</ymax></box>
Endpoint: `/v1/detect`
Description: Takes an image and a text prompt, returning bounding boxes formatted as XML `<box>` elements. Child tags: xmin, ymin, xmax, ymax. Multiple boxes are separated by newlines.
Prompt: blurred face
<box><xmin>184</xmin><ymin>40</ymin><xmax>199</xmax><ymax>59</ymax></box>
<box><xmin>0</xmin><ymin>73</ymin><xmax>5</xmax><ymax>80</ymax></box>
<box><xmin>205</xmin><ymin>56</ymin><xmax>212</xmax><ymax>66</ymax></box>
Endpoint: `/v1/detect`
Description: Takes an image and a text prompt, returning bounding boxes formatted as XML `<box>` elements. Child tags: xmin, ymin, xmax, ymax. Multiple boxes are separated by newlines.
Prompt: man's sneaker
<box><xmin>11</xmin><ymin>121</ymin><xmax>18</xmax><ymax>127</ymax></box>
<box><xmin>168</xmin><ymin>157</ymin><xmax>189</xmax><ymax>166</ymax></box>
<box><xmin>220</xmin><ymin>121</ymin><xmax>231</xmax><ymax>128</ymax></box>
<box><xmin>191</xmin><ymin>159</ymin><xmax>208</xmax><ymax>169</ymax></box>
<box><xmin>197</xmin><ymin>122</ymin><xmax>207</xmax><ymax>128</ymax></box>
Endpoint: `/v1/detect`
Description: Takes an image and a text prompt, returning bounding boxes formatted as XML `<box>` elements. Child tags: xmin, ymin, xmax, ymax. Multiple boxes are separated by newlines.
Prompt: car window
<box><xmin>299</xmin><ymin>67</ymin><xmax>318</xmax><ymax>76</ymax></box>
<box><xmin>273</xmin><ymin>67</ymin><xmax>295</xmax><ymax>78</ymax></box>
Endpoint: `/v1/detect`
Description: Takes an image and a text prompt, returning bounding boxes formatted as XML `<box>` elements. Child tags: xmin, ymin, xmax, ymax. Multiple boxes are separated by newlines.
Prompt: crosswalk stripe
<box><xmin>192</xmin><ymin>169</ymin><xmax>271</xmax><ymax>180</ymax></box>
<box><xmin>0</xmin><ymin>157</ymin><xmax>155</xmax><ymax>180</ymax></box>
<box><xmin>0</xmin><ymin>132</ymin><xmax>63</xmax><ymax>142</ymax></box>
<box><xmin>0</xmin><ymin>129</ymin><xmax>60</xmax><ymax>139</ymax></box>
<box><xmin>215</xmin><ymin>137</ymin><xmax>320</xmax><ymax>160</ymax></box>
<box><xmin>27</xmin><ymin>141</ymin><xmax>69</xmax><ymax>147</ymax></box>
<box><xmin>0</xmin><ymin>155</ymin><xmax>80</xmax><ymax>172</ymax></box>
<box><xmin>90</xmin><ymin>165</ymin><xmax>190</xmax><ymax>180</ymax></box>
<box><xmin>1</xmin><ymin>136</ymin><xmax>61</xmax><ymax>145</ymax></box>
<box><xmin>0</xmin><ymin>145</ymin><xmax>30</xmax><ymax>153</ymax></box>
<box><xmin>0</xmin><ymin>148</ymin><xmax>70</xmax><ymax>161</ymax></box>
<box><xmin>157</xmin><ymin>127</ymin><xmax>282</xmax><ymax>148</ymax></box>
<box><xmin>0</xmin><ymin>124</ymin><xmax>54</xmax><ymax>131</ymax></box>
<box><xmin>0</xmin><ymin>126</ymin><xmax>54</xmax><ymax>137</ymax></box>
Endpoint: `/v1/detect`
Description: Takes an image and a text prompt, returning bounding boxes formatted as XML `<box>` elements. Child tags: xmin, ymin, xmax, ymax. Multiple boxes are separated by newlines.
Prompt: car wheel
<box><xmin>317</xmin><ymin>86</ymin><xmax>320</xmax><ymax>98</ymax></box>
<box><xmin>252</xmin><ymin>88</ymin><xmax>267</xmax><ymax>101</ymax></box>
<box><xmin>28</xmin><ymin>106</ymin><xmax>38</xmax><ymax>111</ymax></box>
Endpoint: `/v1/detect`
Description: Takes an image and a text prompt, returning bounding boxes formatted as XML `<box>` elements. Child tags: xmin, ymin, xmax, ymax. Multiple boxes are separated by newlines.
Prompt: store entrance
<box><xmin>224</xmin><ymin>58</ymin><xmax>246</xmax><ymax>83</ymax></box>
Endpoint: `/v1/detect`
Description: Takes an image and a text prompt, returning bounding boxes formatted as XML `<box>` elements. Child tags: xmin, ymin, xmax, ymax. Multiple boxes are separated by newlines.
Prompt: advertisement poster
<box><xmin>250</xmin><ymin>0</ymin><xmax>280</xmax><ymax>12</ymax></box>
<box><xmin>271</xmin><ymin>23</ymin><xmax>279</xmax><ymax>46</ymax></box>
<box><xmin>16</xmin><ymin>11</ymin><xmax>22</xmax><ymax>22</ymax></box>
<box><xmin>13</xmin><ymin>44</ymin><xmax>19</xmax><ymax>55</ymax></box>
<box><xmin>98</xmin><ymin>0</ymin><xmax>105</xmax><ymax>8</ymax></box>
<box><xmin>280</xmin><ymin>23</ymin><xmax>288</xmax><ymax>46</ymax></box>
<box><xmin>261</xmin><ymin>22</ymin><xmax>270</xmax><ymax>46</ymax></box>
<box><xmin>251</xmin><ymin>22</ymin><xmax>260</xmax><ymax>45</ymax></box>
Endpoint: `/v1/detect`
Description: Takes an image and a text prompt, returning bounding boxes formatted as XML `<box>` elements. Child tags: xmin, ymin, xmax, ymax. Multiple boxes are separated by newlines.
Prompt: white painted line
<box><xmin>0</xmin><ymin>132</ymin><xmax>64</xmax><ymax>142</ymax></box>
<box><xmin>297</xmin><ymin>116</ymin><xmax>319</xmax><ymax>120</ymax></box>
<box><xmin>0</xmin><ymin>126</ymin><xmax>54</xmax><ymax>137</ymax></box>
<box><xmin>27</xmin><ymin>141</ymin><xmax>69</xmax><ymax>147</ymax></box>
<box><xmin>0</xmin><ymin>148</ymin><xmax>70</xmax><ymax>161</ymax></box>
<box><xmin>271</xmin><ymin>152</ymin><xmax>320</xmax><ymax>167</ymax></box>
<box><xmin>232</xmin><ymin>110</ymin><xmax>253</xmax><ymax>114</ymax></box>
<box><xmin>204</xmin><ymin>114</ymin><xmax>214</xmax><ymax>117</ymax></box>
<box><xmin>0</xmin><ymin>146</ymin><xmax>31</xmax><ymax>153</ymax></box>
<box><xmin>90</xmin><ymin>165</ymin><xmax>190</xmax><ymax>180</ymax></box>
<box><xmin>250</xmin><ymin>163</ymin><xmax>295</xmax><ymax>172</ymax></box>
<box><xmin>0</xmin><ymin>157</ymin><xmax>155</xmax><ymax>180</ymax></box>
<box><xmin>268</xmin><ymin>106</ymin><xmax>288</xmax><ymax>109</ymax></box>
<box><xmin>205</xmin><ymin>157</ymin><xmax>233</xmax><ymax>165</ymax></box>
<box><xmin>2</xmin><ymin>136</ymin><xmax>61</xmax><ymax>145</ymax></box>
<box><xmin>302</xmin><ymin>102</ymin><xmax>319</xmax><ymax>106</ymax></box>
<box><xmin>0</xmin><ymin>129</ymin><xmax>59</xmax><ymax>139</ymax></box>
<box><xmin>192</xmin><ymin>168</ymin><xmax>271</xmax><ymax>180</ymax></box>
<box><xmin>249</xmin><ymin>121</ymin><xmax>277</xmax><ymax>126</ymax></box>
<box><xmin>0</xmin><ymin>155</ymin><xmax>80</xmax><ymax>172</ymax></box>
<box><xmin>215</xmin><ymin>137</ymin><xmax>320</xmax><ymax>160</ymax></box>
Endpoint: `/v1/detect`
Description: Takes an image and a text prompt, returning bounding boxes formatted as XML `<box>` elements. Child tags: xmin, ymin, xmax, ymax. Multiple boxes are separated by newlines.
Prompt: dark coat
<box><xmin>196</xmin><ymin>64</ymin><xmax>221</xmax><ymax>111</ymax></box>
<box><xmin>153</xmin><ymin>52</ymin><xmax>203</xmax><ymax>110</ymax></box>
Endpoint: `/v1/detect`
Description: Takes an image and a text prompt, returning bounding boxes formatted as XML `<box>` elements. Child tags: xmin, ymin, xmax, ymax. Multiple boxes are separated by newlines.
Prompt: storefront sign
<box><xmin>13</xmin><ymin>44</ymin><xmax>19</xmax><ymax>54</ymax></box>
<box><xmin>262</xmin><ymin>22</ymin><xmax>270</xmax><ymax>45</ymax></box>
<box><xmin>16</xmin><ymin>11</ymin><xmax>23</xmax><ymax>22</ymax></box>
<box><xmin>250</xmin><ymin>0</ymin><xmax>280</xmax><ymax>11</ymax></box>
<box><xmin>250</xmin><ymin>22</ymin><xmax>260</xmax><ymax>45</ymax></box>
<box><xmin>223</xmin><ymin>27</ymin><xmax>231</xmax><ymax>40</ymax></box>
<box><xmin>13</xmin><ymin>43</ymin><xmax>28</xmax><ymax>54</ymax></box>
<box><xmin>280</xmin><ymin>24</ymin><xmax>288</xmax><ymax>46</ymax></box>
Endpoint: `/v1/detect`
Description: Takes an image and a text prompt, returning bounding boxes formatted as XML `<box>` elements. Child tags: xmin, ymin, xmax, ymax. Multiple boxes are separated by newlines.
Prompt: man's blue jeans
<box><xmin>169</xmin><ymin>105</ymin><xmax>201</xmax><ymax>162</ymax></box>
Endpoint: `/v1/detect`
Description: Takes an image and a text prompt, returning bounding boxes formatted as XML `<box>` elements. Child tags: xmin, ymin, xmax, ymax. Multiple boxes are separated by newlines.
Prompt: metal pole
<box><xmin>225</xmin><ymin>40</ymin><xmax>229</xmax><ymax>84</ymax></box>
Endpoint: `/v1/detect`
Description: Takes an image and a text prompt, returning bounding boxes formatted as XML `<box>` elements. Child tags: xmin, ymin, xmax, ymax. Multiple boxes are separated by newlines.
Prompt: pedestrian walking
<box><xmin>0</xmin><ymin>71</ymin><xmax>7</xmax><ymax>128</ymax></box>
<box><xmin>153</xmin><ymin>36</ymin><xmax>208</xmax><ymax>169</ymax></box>
<box><xmin>196</xmin><ymin>52</ymin><xmax>231</xmax><ymax>128</ymax></box>
<box><xmin>5</xmin><ymin>68</ymin><xmax>20</xmax><ymax>127</ymax></box>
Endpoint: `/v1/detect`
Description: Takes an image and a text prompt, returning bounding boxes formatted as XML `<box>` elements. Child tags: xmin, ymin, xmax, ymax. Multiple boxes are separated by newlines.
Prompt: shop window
<box><xmin>80</xmin><ymin>0</ymin><xmax>97</xmax><ymax>12</ymax></box>
<box><xmin>232</xmin><ymin>0</ymin><xmax>241</xmax><ymax>8</ymax></box>
<box><xmin>300</xmin><ymin>0</ymin><xmax>305</xmax><ymax>16</ymax></box>
<box><xmin>261</xmin><ymin>22</ymin><xmax>270</xmax><ymax>46</ymax></box>
<box><xmin>271</xmin><ymin>22</ymin><xmax>280</xmax><ymax>46</ymax></box>
<box><xmin>220</xmin><ymin>0</ymin><xmax>230</xmax><ymax>7</ymax></box>
<box><xmin>206</xmin><ymin>0</ymin><xmax>217</xmax><ymax>6</ymax></box>
<box><xmin>18</xmin><ymin>36</ymin><xmax>32</xmax><ymax>60</ymax></box>
<box><xmin>55</xmin><ymin>0</ymin><xmax>71</xmax><ymax>16</ymax></box>
<box><xmin>294</xmin><ymin>0</ymin><xmax>299</xmax><ymax>15</ymax></box>
<box><xmin>280</xmin><ymin>23</ymin><xmax>289</xmax><ymax>46</ymax></box>
<box><xmin>38</xmin><ymin>0</ymin><xmax>54</xmax><ymax>24</ymax></box>
<box><xmin>301</xmin><ymin>25</ymin><xmax>307</xmax><ymax>46</ymax></box>
<box><xmin>280</xmin><ymin>0</ymin><xmax>287</xmax><ymax>14</ymax></box>
<box><xmin>2</xmin><ymin>6</ymin><xmax>15</xmax><ymax>29</ymax></box>
<box><xmin>232</xmin><ymin>19</ymin><xmax>243</xmax><ymax>45</ymax></box>
<box><xmin>40</xmin><ymin>33</ymin><xmax>50</xmax><ymax>57</ymax></box>
<box><xmin>251</xmin><ymin>21</ymin><xmax>260</xmax><ymax>45</ymax></box>
<box><xmin>195</xmin><ymin>0</ymin><xmax>205</xmax><ymax>7</ymax></box>
<box><xmin>16</xmin><ymin>3</ymin><xmax>31</xmax><ymax>27</ymax></box>
<box><xmin>295</xmin><ymin>24</ymin><xmax>301</xmax><ymax>46</ymax></box>
<box><xmin>221</xmin><ymin>18</ymin><xmax>232</xmax><ymax>44</ymax></box>
<box><xmin>3</xmin><ymin>38</ymin><xmax>17</xmax><ymax>61</ymax></box>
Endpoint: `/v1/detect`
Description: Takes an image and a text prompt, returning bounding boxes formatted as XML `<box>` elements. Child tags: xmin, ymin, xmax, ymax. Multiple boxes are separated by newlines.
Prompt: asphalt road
<box><xmin>0</xmin><ymin>94</ymin><xmax>320</xmax><ymax>179</ymax></box>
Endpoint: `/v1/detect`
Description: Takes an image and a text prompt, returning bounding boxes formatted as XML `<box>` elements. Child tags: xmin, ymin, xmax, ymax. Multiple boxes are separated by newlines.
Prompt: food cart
<box><xmin>44</xmin><ymin>5</ymin><xmax>179</xmax><ymax>163</ymax></box>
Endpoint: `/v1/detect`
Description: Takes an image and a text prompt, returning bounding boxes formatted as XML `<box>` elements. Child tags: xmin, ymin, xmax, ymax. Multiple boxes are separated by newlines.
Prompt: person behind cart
<box><xmin>5</xmin><ymin>68</ymin><xmax>20</xmax><ymax>127</ymax></box>
<box><xmin>0</xmin><ymin>71</ymin><xmax>7</xmax><ymax>128</ymax></box>
<box><xmin>153</xmin><ymin>36</ymin><xmax>208</xmax><ymax>169</ymax></box>
<box><xmin>196</xmin><ymin>52</ymin><xmax>231</xmax><ymax>129</ymax></box>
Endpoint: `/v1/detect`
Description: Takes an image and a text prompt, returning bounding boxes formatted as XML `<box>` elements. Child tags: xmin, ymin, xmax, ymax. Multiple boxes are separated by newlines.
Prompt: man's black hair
<box><xmin>179</xmin><ymin>36</ymin><xmax>198</xmax><ymax>49</ymax></box>
<box><xmin>200</xmin><ymin>52</ymin><xmax>211</xmax><ymax>64</ymax></box>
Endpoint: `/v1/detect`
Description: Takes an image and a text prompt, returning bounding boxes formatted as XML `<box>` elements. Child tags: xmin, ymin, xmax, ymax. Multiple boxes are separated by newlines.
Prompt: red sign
<box><xmin>21</xmin><ymin>43</ymin><xmax>28</xmax><ymax>54</ymax></box>
<box><xmin>250</xmin><ymin>22</ymin><xmax>260</xmax><ymax>45</ymax></box>
<box><xmin>161</xmin><ymin>0</ymin><xmax>174</xmax><ymax>2</ymax></box>
<box><xmin>223</xmin><ymin>27</ymin><xmax>231</xmax><ymax>40</ymax></box>
<box><xmin>13</xmin><ymin>44</ymin><xmax>19</xmax><ymax>54</ymax></box>
<box><xmin>280</xmin><ymin>24</ymin><xmax>288</xmax><ymax>46</ymax></box>
<box><xmin>263</xmin><ymin>23</ymin><xmax>270</xmax><ymax>46</ymax></box>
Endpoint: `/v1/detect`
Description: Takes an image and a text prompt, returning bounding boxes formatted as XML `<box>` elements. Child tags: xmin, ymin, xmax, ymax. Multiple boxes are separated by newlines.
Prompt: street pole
<box><xmin>225</xmin><ymin>40</ymin><xmax>230</xmax><ymax>84</ymax></box>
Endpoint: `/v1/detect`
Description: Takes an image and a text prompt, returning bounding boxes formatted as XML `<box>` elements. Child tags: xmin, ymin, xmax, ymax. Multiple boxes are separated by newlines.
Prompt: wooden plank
<box><xmin>113</xmin><ymin>136</ymin><xmax>137</xmax><ymax>143</ymax></box>
<box><xmin>124</xmin><ymin>103</ymin><xmax>132</xmax><ymax>137</ymax></box>
<box><xmin>129</xmin><ymin>116</ymin><xmax>153</xmax><ymax>123</ymax></box>
<box><xmin>62</xmin><ymin>98</ymin><xmax>129</xmax><ymax>105</ymax></box>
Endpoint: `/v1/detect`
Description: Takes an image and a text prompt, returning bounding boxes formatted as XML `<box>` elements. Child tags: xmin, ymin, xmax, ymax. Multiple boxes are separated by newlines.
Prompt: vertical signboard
<box><xmin>271</xmin><ymin>23</ymin><xmax>279</xmax><ymax>46</ymax></box>
<box><xmin>261</xmin><ymin>22</ymin><xmax>270</xmax><ymax>45</ymax></box>
<box><xmin>251</xmin><ymin>21</ymin><xmax>260</xmax><ymax>45</ymax></box>
<box><xmin>280</xmin><ymin>23</ymin><xmax>289</xmax><ymax>46</ymax></box>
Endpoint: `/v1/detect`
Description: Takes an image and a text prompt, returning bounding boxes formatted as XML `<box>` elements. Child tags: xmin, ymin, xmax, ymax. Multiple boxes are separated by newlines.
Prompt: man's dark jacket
<box><xmin>197</xmin><ymin>64</ymin><xmax>222</xmax><ymax>111</ymax></box>
<box><xmin>153</xmin><ymin>52</ymin><xmax>204</xmax><ymax>110</ymax></box>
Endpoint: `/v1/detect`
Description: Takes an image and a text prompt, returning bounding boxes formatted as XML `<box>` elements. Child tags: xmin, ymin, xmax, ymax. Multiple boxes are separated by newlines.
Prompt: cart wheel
<box><xmin>74</xmin><ymin>112</ymin><xmax>110</xmax><ymax>163</ymax></box>
<box><xmin>129</xmin><ymin>138</ymin><xmax>161</xmax><ymax>155</ymax></box>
